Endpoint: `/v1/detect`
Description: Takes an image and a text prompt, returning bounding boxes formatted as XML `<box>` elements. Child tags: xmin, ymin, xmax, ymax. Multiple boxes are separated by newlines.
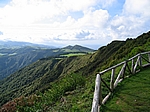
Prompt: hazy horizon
<box><xmin>0</xmin><ymin>0</ymin><xmax>150</xmax><ymax>49</ymax></box>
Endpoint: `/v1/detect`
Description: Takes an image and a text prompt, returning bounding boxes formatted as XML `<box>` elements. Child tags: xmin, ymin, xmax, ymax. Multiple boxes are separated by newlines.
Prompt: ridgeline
<box><xmin>0</xmin><ymin>31</ymin><xmax>150</xmax><ymax>111</ymax></box>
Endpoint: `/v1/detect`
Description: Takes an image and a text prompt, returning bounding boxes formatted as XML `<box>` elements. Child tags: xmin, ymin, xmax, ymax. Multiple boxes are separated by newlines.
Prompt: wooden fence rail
<box><xmin>91</xmin><ymin>51</ymin><xmax>150</xmax><ymax>112</ymax></box>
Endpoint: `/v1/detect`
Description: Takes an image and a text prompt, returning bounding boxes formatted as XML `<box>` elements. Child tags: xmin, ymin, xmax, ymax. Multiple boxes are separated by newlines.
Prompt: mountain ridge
<box><xmin>0</xmin><ymin>40</ymin><xmax>55</xmax><ymax>49</ymax></box>
<box><xmin>0</xmin><ymin>44</ymin><xmax>94</xmax><ymax>80</ymax></box>
<box><xmin>0</xmin><ymin>31</ymin><xmax>150</xmax><ymax>111</ymax></box>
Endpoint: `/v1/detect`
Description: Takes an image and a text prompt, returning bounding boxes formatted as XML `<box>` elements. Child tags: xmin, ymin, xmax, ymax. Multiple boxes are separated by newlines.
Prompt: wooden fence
<box><xmin>91</xmin><ymin>51</ymin><xmax>150</xmax><ymax>112</ymax></box>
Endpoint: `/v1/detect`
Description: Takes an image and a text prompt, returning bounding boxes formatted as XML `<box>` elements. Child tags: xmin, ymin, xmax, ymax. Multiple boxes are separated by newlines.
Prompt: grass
<box><xmin>61</xmin><ymin>53</ymin><xmax>87</xmax><ymax>57</ymax></box>
<box><xmin>15</xmin><ymin>73</ymin><xmax>87</xmax><ymax>112</ymax></box>
<box><xmin>101</xmin><ymin>66</ymin><xmax>150</xmax><ymax>112</ymax></box>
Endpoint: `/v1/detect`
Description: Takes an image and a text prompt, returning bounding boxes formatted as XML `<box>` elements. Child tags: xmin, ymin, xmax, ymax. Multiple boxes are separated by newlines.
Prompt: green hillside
<box><xmin>0</xmin><ymin>31</ymin><xmax>150</xmax><ymax>111</ymax></box>
<box><xmin>101</xmin><ymin>66</ymin><xmax>150</xmax><ymax>112</ymax></box>
<box><xmin>0</xmin><ymin>54</ymin><xmax>92</xmax><ymax>106</ymax></box>
<box><xmin>0</xmin><ymin>45</ymin><xmax>93</xmax><ymax>80</ymax></box>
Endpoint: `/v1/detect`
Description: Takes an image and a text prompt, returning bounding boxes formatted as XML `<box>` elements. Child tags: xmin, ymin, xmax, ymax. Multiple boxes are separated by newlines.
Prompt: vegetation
<box><xmin>60</xmin><ymin>52</ymin><xmax>87</xmax><ymax>57</ymax></box>
<box><xmin>0</xmin><ymin>45</ymin><xmax>94</xmax><ymax>80</ymax></box>
<box><xmin>0</xmin><ymin>54</ymin><xmax>92</xmax><ymax>106</ymax></box>
<box><xmin>0</xmin><ymin>31</ymin><xmax>150</xmax><ymax>111</ymax></box>
<box><xmin>101</xmin><ymin>66</ymin><xmax>150</xmax><ymax>112</ymax></box>
<box><xmin>16</xmin><ymin>73</ymin><xmax>85</xmax><ymax>112</ymax></box>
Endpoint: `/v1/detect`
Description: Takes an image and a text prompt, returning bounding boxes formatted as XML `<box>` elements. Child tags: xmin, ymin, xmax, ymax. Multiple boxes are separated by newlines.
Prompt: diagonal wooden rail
<box><xmin>91</xmin><ymin>51</ymin><xmax>150</xmax><ymax>112</ymax></box>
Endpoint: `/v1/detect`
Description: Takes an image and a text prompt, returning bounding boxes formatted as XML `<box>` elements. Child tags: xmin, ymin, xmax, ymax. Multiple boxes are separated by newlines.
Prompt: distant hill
<box><xmin>62</xmin><ymin>45</ymin><xmax>94</xmax><ymax>52</ymax></box>
<box><xmin>0</xmin><ymin>40</ymin><xmax>54</xmax><ymax>49</ymax></box>
<box><xmin>0</xmin><ymin>43</ymin><xmax>94</xmax><ymax>80</ymax></box>
<box><xmin>0</xmin><ymin>31</ymin><xmax>150</xmax><ymax>111</ymax></box>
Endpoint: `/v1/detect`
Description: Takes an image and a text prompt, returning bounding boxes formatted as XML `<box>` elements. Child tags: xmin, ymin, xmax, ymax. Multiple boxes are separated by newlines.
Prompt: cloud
<box><xmin>77</xmin><ymin>9</ymin><xmax>109</xmax><ymax>29</ymax></box>
<box><xmin>100</xmin><ymin>0</ymin><xmax>117</xmax><ymax>8</ymax></box>
<box><xmin>60</xmin><ymin>0</ymin><xmax>98</xmax><ymax>12</ymax></box>
<box><xmin>123</xmin><ymin>0</ymin><xmax>150</xmax><ymax>18</ymax></box>
<box><xmin>107</xmin><ymin>0</ymin><xmax>150</xmax><ymax>40</ymax></box>
<box><xmin>75</xmin><ymin>30</ymin><xmax>90</xmax><ymax>39</ymax></box>
<box><xmin>0</xmin><ymin>31</ymin><xmax>3</xmax><ymax>35</ymax></box>
<box><xmin>48</xmin><ymin>30</ymin><xmax>92</xmax><ymax>41</ymax></box>
<box><xmin>0</xmin><ymin>0</ymin><xmax>150</xmax><ymax>49</ymax></box>
<box><xmin>0</xmin><ymin>0</ymin><xmax>65</xmax><ymax>25</ymax></box>
<box><xmin>0</xmin><ymin>0</ymin><xmax>100</xmax><ymax>26</ymax></box>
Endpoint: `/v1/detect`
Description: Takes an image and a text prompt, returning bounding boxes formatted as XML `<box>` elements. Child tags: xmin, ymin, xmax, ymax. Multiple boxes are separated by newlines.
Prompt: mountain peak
<box><xmin>63</xmin><ymin>45</ymin><xmax>94</xmax><ymax>52</ymax></box>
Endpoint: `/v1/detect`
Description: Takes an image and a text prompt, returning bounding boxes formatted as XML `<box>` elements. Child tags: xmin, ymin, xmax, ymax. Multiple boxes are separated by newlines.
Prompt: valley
<box><xmin>0</xmin><ymin>42</ymin><xmax>94</xmax><ymax>80</ymax></box>
<box><xmin>0</xmin><ymin>31</ymin><xmax>150</xmax><ymax>111</ymax></box>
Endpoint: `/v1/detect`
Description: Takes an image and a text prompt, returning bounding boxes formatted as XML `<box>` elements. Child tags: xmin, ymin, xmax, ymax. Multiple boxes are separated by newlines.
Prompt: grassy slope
<box><xmin>101</xmin><ymin>66</ymin><xmax>150</xmax><ymax>112</ymax></box>
<box><xmin>0</xmin><ymin>45</ymin><xmax>94</xmax><ymax>80</ymax></box>
<box><xmin>60</xmin><ymin>53</ymin><xmax>87</xmax><ymax>57</ymax></box>
<box><xmin>0</xmin><ymin>31</ymin><xmax>150</xmax><ymax>111</ymax></box>
<box><xmin>45</xmin><ymin>32</ymin><xmax>150</xmax><ymax>112</ymax></box>
<box><xmin>0</xmin><ymin>54</ymin><xmax>92</xmax><ymax>106</ymax></box>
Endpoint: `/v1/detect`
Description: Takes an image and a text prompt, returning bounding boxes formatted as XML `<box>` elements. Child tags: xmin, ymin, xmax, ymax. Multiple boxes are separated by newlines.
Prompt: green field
<box><xmin>101</xmin><ymin>66</ymin><xmax>150</xmax><ymax>112</ymax></box>
<box><xmin>61</xmin><ymin>53</ymin><xmax>87</xmax><ymax>57</ymax></box>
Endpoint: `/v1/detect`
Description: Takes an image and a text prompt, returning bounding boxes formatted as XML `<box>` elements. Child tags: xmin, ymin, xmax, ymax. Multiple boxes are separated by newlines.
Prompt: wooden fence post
<box><xmin>122</xmin><ymin>61</ymin><xmax>126</xmax><ymax>79</ymax></box>
<box><xmin>91</xmin><ymin>74</ymin><xmax>101</xmax><ymax>112</ymax></box>
<box><xmin>131</xmin><ymin>59</ymin><xmax>134</xmax><ymax>74</ymax></box>
<box><xmin>110</xmin><ymin>69</ymin><xmax>115</xmax><ymax>91</ymax></box>
<box><xmin>99</xmin><ymin>75</ymin><xmax>103</xmax><ymax>105</ymax></box>
<box><xmin>148</xmin><ymin>53</ymin><xmax>150</xmax><ymax>62</ymax></box>
<box><xmin>139</xmin><ymin>54</ymin><xmax>142</xmax><ymax>67</ymax></box>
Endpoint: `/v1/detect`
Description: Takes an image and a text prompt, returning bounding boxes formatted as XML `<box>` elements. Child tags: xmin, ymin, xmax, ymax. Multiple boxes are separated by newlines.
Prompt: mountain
<box><xmin>0</xmin><ymin>40</ymin><xmax>54</xmax><ymax>49</ymax></box>
<box><xmin>0</xmin><ymin>43</ymin><xmax>94</xmax><ymax>80</ymax></box>
<box><xmin>0</xmin><ymin>31</ymin><xmax>150</xmax><ymax>111</ymax></box>
<box><xmin>62</xmin><ymin>45</ymin><xmax>94</xmax><ymax>52</ymax></box>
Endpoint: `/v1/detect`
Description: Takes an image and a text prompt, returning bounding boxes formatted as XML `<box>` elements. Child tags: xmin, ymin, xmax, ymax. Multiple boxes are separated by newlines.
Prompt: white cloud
<box><xmin>100</xmin><ymin>0</ymin><xmax>117</xmax><ymax>8</ymax></box>
<box><xmin>0</xmin><ymin>0</ymin><xmax>150</xmax><ymax>49</ymax></box>
<box><xmin>77</xmin><ymin>9</ymin><xmax>109</xmax><ymax>29</ymax></box>
<box><xmin>107</xmin><ymin>0</ymin><xmax>150</xmax><ymax>41</ymax></box>
<box><xmin>75</xmin><ymin>30</ymin><xmax>90</xmax><ymax>39</ymax></box>
<box><xmin>60</xmin><ymin>0</ymin><xmax>98</xmax><ymax>11</ymax></box>
<box><xmin>0</xmin><ymin>0</ymin><xmax>66</xmax><ymax>26</ymax></box>
<box><xmin>123</xmin><ymin>0</ymin><xmax>150</xmax><ymax>18</ymax></box>
<box><xmin>0</xmin><ymin>0</ymin><xmax>100</xmax><ymax>26</ymax></box>
<box><xmin>0</xmin><ymin>31</ymin><xmax>3</xmax><ymax>35</ymax></box>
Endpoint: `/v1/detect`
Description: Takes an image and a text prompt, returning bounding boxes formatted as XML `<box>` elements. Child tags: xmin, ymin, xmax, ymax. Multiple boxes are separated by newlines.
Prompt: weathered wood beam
<box><xmin>114</xmin><ymin>63</ymin><xmax>126</xmax><ymax>88</ymax></box>
<box><xmin>133</xmin><ymin>56</ymin><xmax>140</xmax><ymax>73</ymax></box>
<box><xmin>91</xmin><ymin>74</ymin><xmax>101</xmax><ymax>112</ymax></box>
<box><xmin>110</xmin><ymin>69</ymin><xmax>115</xmax><ymax>91</ymax></box>
<box><xmin>131</xmin><ymin>59</ymin><xmax>134</xmax><ymax>74</ymax></box>
<box><xmin>148</xmin><ymin>53</ymin><xmax>150</xmax><ymax>62</ymax></box>
<box><xmin>122</xmin><ymin>61</ymin><xmax>127</xmax><ymax>79</ymax></box>
<box><xmin>102</xmin><ymin>92</ymin><xmax>111</xmax><ymax>105</ymax></box>
<box><xmin>99</xmin><ymin>61</ymin><xmax>125</xmax><ymax>75</ymax></box>
<box><xmin>139</xmin><ymin>54</ymin><xmax>142</xmax><ymax>67</ymax></box>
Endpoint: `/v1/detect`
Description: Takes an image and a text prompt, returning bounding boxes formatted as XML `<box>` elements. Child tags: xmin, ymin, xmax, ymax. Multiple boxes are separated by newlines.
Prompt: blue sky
<box><xmin>0</xmin><ymin>0</ymin><xmax>150</xmax><ymax>49</ymax></box>
<box><xmin>0</xmin><ymin>0</ymin><xmax>11</xmax><ymax>7</ymax></box>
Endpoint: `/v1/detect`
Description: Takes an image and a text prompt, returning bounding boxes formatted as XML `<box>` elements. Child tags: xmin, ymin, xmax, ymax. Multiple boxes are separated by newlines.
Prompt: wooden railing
<box><xmin>91</xmin><ymin>51</ymin><xmax>150</xmax><ymax>112</ymax></box>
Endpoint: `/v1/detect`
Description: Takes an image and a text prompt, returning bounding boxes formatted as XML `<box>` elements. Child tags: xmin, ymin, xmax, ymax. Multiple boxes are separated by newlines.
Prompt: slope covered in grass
<box><xmin>101</xmin><ymin>66</ymin><xmax>150</xmax><ymax>112</ymax></box>
<box><xmin>0</xmin><ymin>44</ymin><xmax>94</xmax><ymax>80</ymax></box>
<box><xmin>0</xmin><ymin>31</ymin><xmax>150</xmax><ymax>111</ymax></box>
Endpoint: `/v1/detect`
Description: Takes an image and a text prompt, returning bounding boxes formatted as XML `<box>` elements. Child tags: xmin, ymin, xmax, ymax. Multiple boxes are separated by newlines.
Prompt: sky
<box><xmin>0</xmin><ymin>0</ymin><xmax>150</xmax><ymax>49</ymax></box>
